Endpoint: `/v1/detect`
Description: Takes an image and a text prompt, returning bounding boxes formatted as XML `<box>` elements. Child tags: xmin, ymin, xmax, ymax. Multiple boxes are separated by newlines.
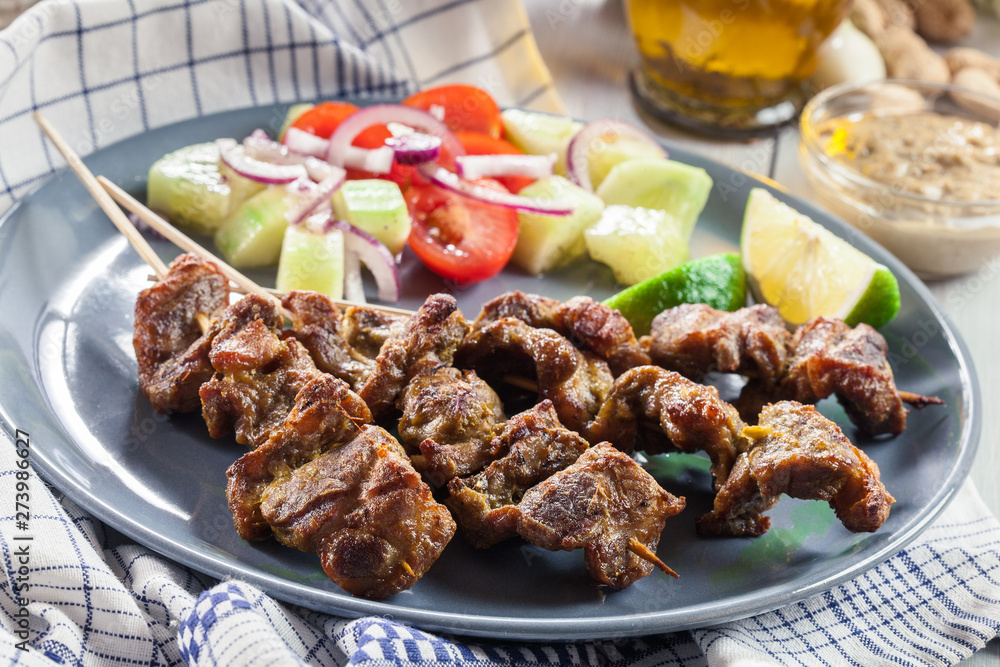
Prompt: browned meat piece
<box><xmin>586</xmin><ymin>366</ymin><xmax>747</xmax><ymax>490</ymax></box>
<box><xmin>697</xmin><ymin>402</ymin><xmax>894</xmax><ymax>537</ymax></box>
<box><xmin>397</xmin><ymin>367</ymin><xmax>505</xmax><ymax>487</ymax></box>
<box><xmin>780</xmin><ymin>318</ymin><xmax>926</xmax><ymax>436</ymax></box>
<box><xmin>474</xmin><ymin>291</ymin><xmax>562</xmax><ymax>327</ymax></box>
<box><xmin>226</xmin><ymin>375</ymin><xmax>372</xmax><ymax>540</ymax></box>
<box><xmin>260</xmin><ymin>425</ymin><xmax>456</xmax><ymax>600</ymax></box>
<box><xmin>341</xmin><ymin>305</ymin><xmax>409</xmax><ymax>360</ymax></box>
<box><xmin>644</xmin><ymin>303</ymin><xmax>790</xmax><ymax>388</ymax></box>
<box><xmin>358</xmin><ymin>294</ymin><xmax>471</xmax><ymax>419</ymax></box>
<box><xmin>133</xmin><ymin>253</ymin><xmax>230</xmax><ymax>413</ymax></box>
<box><xmin>456</xmin><ymin>317</ymin><xmax>613</xmax><ymax>433</ymax></box>
<box><xmin>645</xmin><ymin>305</ymin><xmax>941</xmax><ymax>435</ymax></box>
<box><xmin>518</xmin><ymin>443</ymin><xmax>686</xmax><ymax>589</ymax></box>
<box><xmin>445</xmin><ymin>401</ymin><xmax>589</xmax><ymax>548</ymax></box>
<box><xmin>475</xmin><ymin>291</ymin><xmax>651</xmax><ymax>375</ymax></box>
<box><xmin>199</xmin><ymin>295</ymin><xmax>324</xmax><ymax>448</ymax></box>
<box><xmin>281</xmin><ymin>291</ymin><xmax>375</xmax><ymax>390</ymax></box>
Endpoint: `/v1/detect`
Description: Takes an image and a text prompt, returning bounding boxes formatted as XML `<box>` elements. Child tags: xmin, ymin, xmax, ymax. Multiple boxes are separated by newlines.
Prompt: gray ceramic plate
<box><xmin>0</xmin><ymin>103</ymin><xmax>980</xmax><ymax>641</ymax></box>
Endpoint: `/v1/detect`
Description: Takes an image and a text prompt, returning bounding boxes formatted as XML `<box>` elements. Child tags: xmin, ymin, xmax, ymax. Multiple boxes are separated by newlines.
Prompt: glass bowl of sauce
<box><xmin>799</xmin><ymin>79</ymin><xmax>1000</xmax><ymax>279</ymax></box>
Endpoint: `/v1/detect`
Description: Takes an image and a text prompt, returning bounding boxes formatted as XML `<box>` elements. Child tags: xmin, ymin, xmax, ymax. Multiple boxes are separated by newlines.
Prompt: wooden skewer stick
<box><xmin>102</xmin><ymin>176</ymin><xmax>415</xmax><ymax>319</ymax></box>
<box><xmin>628</xmin><ymin>537</ymin><xmax>679</xmax><ymax>579</ymax></box>
<box><xmin>146</xmin><ymin>274</ymin><xmax>287</xmax><ymax>298</ymax></box>
<box><xmin>898</xmin><ymin>390</ymin><xmax>945</xmax><ymax>407</ymax></box>
<box><xmin>97</xmin><ymin>175</ymin><xmax>296</xmax><ymax>321</ymax></box>
<box><xmin>31</xmin><ymin>112</ymin><xmax>214</xmax><ymax>330</ymax></box>
<box><xmin>33</xmin><ymin>112</ymin><xmax>170</xmax><ymax>280</ymax></box>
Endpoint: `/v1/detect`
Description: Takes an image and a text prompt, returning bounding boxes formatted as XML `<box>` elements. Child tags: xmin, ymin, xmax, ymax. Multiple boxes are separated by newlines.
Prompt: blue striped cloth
<box><xmin>1</xmin><ymin>1</ymin><xmax>999</xmax><ymax>665</ymax></box>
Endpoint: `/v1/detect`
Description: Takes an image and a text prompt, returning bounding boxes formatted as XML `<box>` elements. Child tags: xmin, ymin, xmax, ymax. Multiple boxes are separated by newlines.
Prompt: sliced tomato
<box><xmin>403</xmin><ymin>85</ymin><xmax>503</xmax><ymax>139</ymax></box>
<box><xmin>405</xmin><ymin>179</ymin><xmax>518</xmax><ymax>285</ymax></box>
<box><xmin>456</xmin><ymin>131</ymin><xmax>535</xmax><ymax>194</ymax></box>
<box><xmin>287</xmin><ymin>101</ymin><xmax>358</xmax><ymax>139</ymax></box>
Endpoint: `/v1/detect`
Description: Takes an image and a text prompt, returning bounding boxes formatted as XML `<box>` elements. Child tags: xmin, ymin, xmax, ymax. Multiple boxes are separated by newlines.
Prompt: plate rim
<box><xmin>0</xmin><ymin>101</ymin><xmax>982</xmax><ymax>641</ymax></box>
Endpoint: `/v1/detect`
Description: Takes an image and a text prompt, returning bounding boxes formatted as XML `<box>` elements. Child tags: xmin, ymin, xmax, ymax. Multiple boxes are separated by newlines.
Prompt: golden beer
<box><xmin>627</xmin><ymin>0</ymin><xmax>849</xmax><ymax>134</ymax></box>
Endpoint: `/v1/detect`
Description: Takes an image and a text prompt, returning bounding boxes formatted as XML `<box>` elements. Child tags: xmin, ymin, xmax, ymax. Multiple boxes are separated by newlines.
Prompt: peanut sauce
<box><xmin>821</xmin><ymin>111</ymin><xmax>1000</xmax><ymax>202</ymax></box>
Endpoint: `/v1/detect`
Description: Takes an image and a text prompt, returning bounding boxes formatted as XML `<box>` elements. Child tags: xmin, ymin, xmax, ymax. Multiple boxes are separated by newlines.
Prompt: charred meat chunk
<box><xmin>780</xmin><ymin>318</ymin><xmax>936</xmax><ymax>436</ymax></box>
<box><xmin>226</xmin><ymin>375</ymin><xmax>372</xmax><ymax>540</ymax></box>
<box><xmin>342</xmin><ymin>305</ymin><xmax>409</xmax><ymax>360</ymax></box>
<box><xmin>475</xmin><ymin>291</ymin><xmax>650</xmax><ymax>375</ymax></box>
<box><xmin>644</xmin><ymin>303</ymin><xmax>790</xmax><ymax>388</ymax></box>
<box><xmin>133</xmin><ymin>253</ymin><xmax>230</xmax><ymax>413</ymax></box>
<box><xmin>397</xmin><ymin>367</ymin><xmax>505</xmax><ymax>487</ymax></box>
<box><xmin>518</xmin><ymin>443</ymin><xmax>686</xmax><ymax>589</ymax></box>
<box><xmin>200</xmin><ymin>295</ymin><xmax>324</xmax><ymax>448</ymax></box>
<box><xmin>586</xmin><ymin>366</ymin><xmax>746</xmax><ymax>489</ymax></box>
<box><xmin>445</xmin><ymin>401</ymin><xmax>589</xmax><ymax>548</ymax></box>
<box><xmin>644</xmin><ymin>305</ymin><xmax>941</xmax><ymax>436</ymax></box>
<box><xmin>697</xmin><ymin>402</ymin><xmax>894</xmax><ymax>537</ymax></box>
<box><xmin>456</xmin><ymin>317</ymin><xmax>613</xmax><ymax>433</ymax></box>
<box><xmin>260</xmin><ymin>425</ymin><xmax>456</xmax><ymax>600</ymax></box>
<box><xmin>281</xmin><ymin>291</ymin><xmax>375</xmax><ymax>390</ymax></box>
<box><xmin>358</xmin><ymin>294</ymin><xmax>470</xmax><ymax>419</ymax></box>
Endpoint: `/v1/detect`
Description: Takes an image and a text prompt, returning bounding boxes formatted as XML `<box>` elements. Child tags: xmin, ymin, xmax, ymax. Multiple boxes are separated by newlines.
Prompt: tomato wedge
<box><xmin>404</xmin><ymin>179</ymin><xmax>518</xmax><ymax>285</ymax></box>
<box><xmin>403</xmin><ymin>85</ymin><xmax>503</xmax><ymax>139</ymax></box>
<box><xmin>456</xmin><ymin>131</ymin><xmax>536</xmax><ymax>194</ymax></box>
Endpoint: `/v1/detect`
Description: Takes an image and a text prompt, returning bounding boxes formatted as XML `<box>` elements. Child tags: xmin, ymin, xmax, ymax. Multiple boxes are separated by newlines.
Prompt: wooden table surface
<box><xmin>521</xmin><ymin>0</ymin><xmax>999</xmax><ymax>663</ymax></box>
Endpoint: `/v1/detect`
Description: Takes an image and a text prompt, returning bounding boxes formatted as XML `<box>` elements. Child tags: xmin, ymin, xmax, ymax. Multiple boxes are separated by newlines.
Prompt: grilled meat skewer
<box><xmin>260</xmin><ymin>425</ymin><xmax>456</xmax><ymax>600</ymax></box>
<box><xmin>698</xmin><ymin>402</ymin><xmax>894</xmax><ymax>537</ymax></box>
<box><xmin>445</xmin><ymin>400</ymin><xmax>590</xmax><ymax>549</ymax></box>
<box><xmin>518</xmin><ymin>443</ymin><xmax>685</xmax><ymax>589</ymax></box>
<box><xmin>226</xmin><ymin>375</ymin><xmax>372</xmax><ymax>540</ymax></box>
<box><xmin>644</xmin><ymin>303</ymin><xmax>942</xmax><ymax>435</ymax></box>
<box><xmin>473</xmin><ymin>291</ymin><xmax>651</xmax><ymax>375</ymax></box>
<box><xmin>133</xmin><ymin>253</ymin><xmax>230</xmax><ymax>414</ymax></box>
<box><xmin>134</xmin><ymin>256</ymin><xmax>454</xmax><ymax>600</ymax></box>
<box><xmin>397</xmin><ymin>366</ymin><xmax>505</xmax><ymax>487</ymax></box>
<box><xmin>456</xmin><ymin>317</ymin><xmax>613</xmax><ymax>433</ymax></box>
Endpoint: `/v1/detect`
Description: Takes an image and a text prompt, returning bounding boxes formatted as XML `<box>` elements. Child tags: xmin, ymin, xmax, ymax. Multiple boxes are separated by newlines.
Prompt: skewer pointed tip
<box><xmin>628</xmin><ymin>537</ymin><xmax>679</xmax><ymax>578</ymax></box>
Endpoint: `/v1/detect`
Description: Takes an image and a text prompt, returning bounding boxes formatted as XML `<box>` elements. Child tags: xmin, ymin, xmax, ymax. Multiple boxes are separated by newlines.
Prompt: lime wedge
<box><xmin>602</xmin><ymin>253</ymin><xmax>746</xmax><ymax>336</ymax></box>
<box><xmin>740</xmin><ymin>188</ymin><xmax>900</xmax><ymax>328</ymax></box>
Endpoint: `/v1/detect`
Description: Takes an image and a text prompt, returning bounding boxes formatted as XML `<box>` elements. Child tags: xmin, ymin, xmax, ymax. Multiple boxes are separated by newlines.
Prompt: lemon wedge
<box><xmin>740</xmin><ymin>188</ymin><xmax>900</xmax><ymax>328</ymax></box>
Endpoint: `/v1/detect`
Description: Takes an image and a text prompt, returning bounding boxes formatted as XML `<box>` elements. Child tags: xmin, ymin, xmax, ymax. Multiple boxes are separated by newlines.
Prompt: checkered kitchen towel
<box><xmin>1</xmin><ymin>1</ymin><xmax>999</xmax><ymax>665</ymax></box>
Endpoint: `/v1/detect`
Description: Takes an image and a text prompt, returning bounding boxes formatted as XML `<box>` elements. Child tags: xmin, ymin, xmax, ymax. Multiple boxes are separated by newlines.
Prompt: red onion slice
<box><xmin>565</xmin><ymin>119</ymin><xmax>667</xmax><ymax>192</ymax></box>
<box><xmin>245</xmin><ymin>130</ymin><xmax>309</xmax><ymax>166</ymax></box>
<box><xmin>282</xmin><ymin>128</ymin><xmax>393</xmax><ymax>174</ymax></box>
<box><xmin>343</xmin><ymin>250</ymin><xmax>367</xmax><ymax>303</ymax></box>
<box><xmin>285</xmin><ymin>168</ymin><xmax>346</xmax><ymax>225</ymax></box>
<box><xmin>283</xmin><ymin>127</ymin><xmax>331</xmax><ymax>159</ymax></box>
<box><xmin>343</xmin><ymin>145</ymin><xmax>395</xmax><ymax>174</ymax></box>
<box><xmin>456</xmin><ymin>153</ymin><xmax>555</xmax><ymax>181</ymax></box>
<box><xmin>418</xmin><ymin>165</ymin><xmax>574</xmax><ymax>216</ymax></box>
<box><xmin>326</xmin><ymin>104</ymin><xmax>464</xmax><ymax>169</ymax></box>
<box><xmin>385</xmin><ymin>133</ymin><xmax>442</xmax><ymax>165</ymax></box>
<box><xmin>217</xmin><ymin>139</ymin><xmax>307</xmax><ymax>185</ymax></box>
<box><xmin>327</xmin><ymin>219</ymin><xmax>401</xmax><ymax>302</ymax></box>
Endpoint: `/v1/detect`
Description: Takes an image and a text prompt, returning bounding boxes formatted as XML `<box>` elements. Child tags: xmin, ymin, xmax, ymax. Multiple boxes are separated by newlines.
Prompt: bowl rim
<box><xmin>800</xmin><ymin>78</ymin><xmax>1000</xmax><ymax>210</ymax></box>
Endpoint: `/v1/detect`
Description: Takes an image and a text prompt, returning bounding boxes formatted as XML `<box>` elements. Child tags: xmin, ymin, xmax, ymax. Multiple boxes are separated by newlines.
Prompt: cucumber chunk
<box><xmin>586</xmin><ymin>134</ymin><xmax>667</xmax><ymax>191</ymax></box>
<box><xmin>147</xmin><ymin>142</ymin><xmax>265</xmax><ymax>235</ymax></box>
<box><xmin>595</xmin><ymin>158</ymin><xmax>712</xmax><ymax>240</ymax></box>
<box><xmin>584</xmin><ymin>205</ymin><xmax>689</xmax><ymax>286</ymax></box>
<box><xmin>500</xmin><ymin>109</ymin><xmax>583</xmax><ymax>177</ymax></box>
<box><xmin>331</xmin><ymin>179</ymin><xmax>410</xmax><ymax>256</ymax></box>
<box><xmin>276</xmin><ymin>225</ymin><xmax>345</xmax><ymax>299</ymax></box>
<box><xmin>512</xmin><ymin>176</ymin><xmax>605</xmax><ymax>275</ymax></box>
<box><xmin>214</xmin><ymin>186</ymin><xmax>292</xmax><ymax>268</ymax></box>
